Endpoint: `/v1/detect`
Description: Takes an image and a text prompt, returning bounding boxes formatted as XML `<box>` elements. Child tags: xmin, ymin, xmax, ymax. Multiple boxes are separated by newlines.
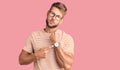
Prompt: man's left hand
<box><xmin>49</xmin><ymin>30</ymin><xmax>61</xmax><ymax>43</ymax></box>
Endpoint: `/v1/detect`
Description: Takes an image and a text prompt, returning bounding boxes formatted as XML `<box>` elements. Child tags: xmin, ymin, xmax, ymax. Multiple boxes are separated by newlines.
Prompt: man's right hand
<box><xmin>34</xmin><ymin>46</ymin><xmax>53</xmax><ymax>59</ymax></box>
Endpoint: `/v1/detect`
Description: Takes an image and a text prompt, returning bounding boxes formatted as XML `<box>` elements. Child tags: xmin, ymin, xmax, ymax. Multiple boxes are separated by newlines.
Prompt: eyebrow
<box><xmin>50</xmin><ymin>10</ymin><xmax>62</xmax><ymax>17</ymax></box>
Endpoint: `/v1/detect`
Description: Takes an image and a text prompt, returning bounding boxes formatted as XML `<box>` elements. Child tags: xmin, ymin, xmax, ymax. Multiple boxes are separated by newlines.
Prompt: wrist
<box><xmin>34</xmin><ymin>52</ymin><xmax>39</xmax><ymax>60</ymax></box>
<box><xmin>53</xmin><ymin>42</ymin><xmax>60</xmax><ymax>47</ymax></box>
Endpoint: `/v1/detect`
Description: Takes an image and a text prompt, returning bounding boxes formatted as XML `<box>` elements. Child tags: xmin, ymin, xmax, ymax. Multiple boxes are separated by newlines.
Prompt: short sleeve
<box><xmin>23</xmin><ymin>34</ymin><xmax>33</xmax><ymax>53</ymax></box>
<box><xmin>62</xmin><ymin>34</ymin><xmax>74</xmax><ymax>54</ymax></box>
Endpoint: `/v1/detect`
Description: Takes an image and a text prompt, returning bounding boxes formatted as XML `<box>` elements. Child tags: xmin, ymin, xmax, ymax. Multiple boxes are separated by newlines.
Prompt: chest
<box><xmin>32</xmin><ymin>32</ymin><xmax>51</xmax><ymax>51</ymax></box>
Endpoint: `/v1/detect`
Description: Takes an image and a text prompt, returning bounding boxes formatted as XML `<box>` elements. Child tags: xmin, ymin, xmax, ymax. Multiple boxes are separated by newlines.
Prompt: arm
<box><xmin>19</xmin><ymin>50</ymin><xmax>36</xmax><ymax>65</ymax></box>
<box><xmin>50</xmin><ymin>31</ymin><xmax>74</xmax><ymax>70</ymax></box>
<box><xmin>54</xmin><ymin>46</ymin><xmax>74</xmax><ymax>70</ymax></box>
<box><xmin>19</xmin><ymin>47</ymin><xmax>50</xmax><ymax>65</ymax></box>
<box><xmin>19</xmin><ymin>33</ymin><xmax>50</xmax><ymax>65</ymax></box>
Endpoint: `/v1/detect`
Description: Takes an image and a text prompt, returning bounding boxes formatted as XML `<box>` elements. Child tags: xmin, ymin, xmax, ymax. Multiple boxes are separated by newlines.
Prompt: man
<box><xmin>19</xmin><ymin>2</ymin><xmax>74</xmax><ymax>70</ymax></box>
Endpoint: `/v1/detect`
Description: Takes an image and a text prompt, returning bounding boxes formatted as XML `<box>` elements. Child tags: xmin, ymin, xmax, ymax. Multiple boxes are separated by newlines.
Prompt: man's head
<box><xmin>46</xmin><ymin>2</ymin><xmax>67</xmax><ymax>28</ymax></box>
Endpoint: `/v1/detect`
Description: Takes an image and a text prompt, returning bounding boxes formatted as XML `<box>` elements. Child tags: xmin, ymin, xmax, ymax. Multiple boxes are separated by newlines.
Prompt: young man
<box><xmin>19</xmin><ymin>2</ymin><xmax>74</xmax><ymax>70</ymax></box>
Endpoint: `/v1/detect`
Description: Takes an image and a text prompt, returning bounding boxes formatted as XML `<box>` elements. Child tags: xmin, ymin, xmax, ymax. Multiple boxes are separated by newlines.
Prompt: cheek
<box><xmin>47</xmin><ymin>16</ymin><xmax>50</xmax><ymax>20</ymax></box>
<box><xmin>47</xmin><ymin>17</ymin><xmax>53</xmax><ymax>22</ymax></box>
<box><xmin>53</xmin><ymin>20</ymin><xmax>60</xmax><ymax>24</ymax></box>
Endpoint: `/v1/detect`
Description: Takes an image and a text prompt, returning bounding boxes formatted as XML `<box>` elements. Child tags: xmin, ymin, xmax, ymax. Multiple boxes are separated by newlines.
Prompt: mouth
<box><xmin>49</xmin><ymin>20</ymin><xmax>55</xmax><ymax>24</ymax></box>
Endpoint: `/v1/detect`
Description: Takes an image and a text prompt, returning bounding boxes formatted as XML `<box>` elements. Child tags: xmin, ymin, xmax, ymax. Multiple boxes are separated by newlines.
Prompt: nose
<box><xmin>52</xmin><ymin>16</ymin><xmax>56</xmax><ymax>20</ymax></box>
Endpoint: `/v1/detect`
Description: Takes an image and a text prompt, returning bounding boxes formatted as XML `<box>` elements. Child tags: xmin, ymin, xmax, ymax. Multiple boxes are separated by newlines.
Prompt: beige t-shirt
<box><xmin>23</xmin><ymin>29</ymin><xmax>74</xmax><ymax>70</ymax></box>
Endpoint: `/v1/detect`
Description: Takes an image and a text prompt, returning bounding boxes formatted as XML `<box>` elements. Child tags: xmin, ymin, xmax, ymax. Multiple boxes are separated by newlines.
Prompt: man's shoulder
<box><xmin>59</xmin><ymin>29</ymin><xmax>73</xmax><ymax>39</ymax></box>
<box><xmin>31</xmin><ymin>29</ymin><xmax>44</xmax><ymax>34</ymax></box>
<box><xmin>28</xmin><ymin>29</ymin><xmax>44</xmax><ymax>38</ymax></box>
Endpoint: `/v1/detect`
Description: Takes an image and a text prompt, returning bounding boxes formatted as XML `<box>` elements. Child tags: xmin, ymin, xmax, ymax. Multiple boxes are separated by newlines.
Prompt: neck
<box><xmin>44</xmin><ymin>27</ymin><xmax>57</xmax><ymax>33</ymax></box>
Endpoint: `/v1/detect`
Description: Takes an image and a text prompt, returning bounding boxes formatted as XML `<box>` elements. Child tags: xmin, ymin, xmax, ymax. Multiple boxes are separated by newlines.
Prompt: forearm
<box><xmin>54</xmin><ymin>46</ymin><xmax>74</xmax><ymax>70</ymax></box>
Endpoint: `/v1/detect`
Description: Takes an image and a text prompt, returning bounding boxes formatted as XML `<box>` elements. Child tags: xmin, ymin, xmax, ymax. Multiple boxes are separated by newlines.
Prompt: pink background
<box><xmin>0</xmin><ymin>0</ymin><xmax>120</xmax><ymax>70</ymax></box>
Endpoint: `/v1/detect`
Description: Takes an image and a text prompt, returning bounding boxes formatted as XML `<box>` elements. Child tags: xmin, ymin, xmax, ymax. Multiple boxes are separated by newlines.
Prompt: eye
<box><xmin>56</xmin><ymin>15</ymin><xmax>62</xmax><ymax>19</ymax></box>
<box><xmin>49</xmin><ymin>11</ymin><xmax>62</xmax><ymax>20</ymax></box>
<box><xmin>49</xmin><ymin>11</ymin><xmax>55</xmax><ymax>17</ymax></box>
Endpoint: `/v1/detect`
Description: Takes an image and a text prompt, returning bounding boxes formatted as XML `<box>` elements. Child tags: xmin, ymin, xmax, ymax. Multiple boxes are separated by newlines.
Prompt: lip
<box><xmin>50</xmin><ymin>20</ymin><xmax>55</xmax><ymax>24</ymax></box>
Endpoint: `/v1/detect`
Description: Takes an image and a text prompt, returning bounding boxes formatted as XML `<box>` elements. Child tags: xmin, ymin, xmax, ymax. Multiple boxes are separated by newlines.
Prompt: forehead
<box><xmin>50</xmin><ymin>7</ymin><xmax>63</xmax><ymax>17</ymax></box>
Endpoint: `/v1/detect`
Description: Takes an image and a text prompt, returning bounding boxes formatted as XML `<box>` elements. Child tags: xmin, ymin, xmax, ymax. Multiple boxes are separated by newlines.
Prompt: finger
<box><xmin>43</xmin><ymin>47</ymin><xmax>49</xmax><ymax>51</ymax></box>
<box><xmin>48</xmin><ymin>45</ymin><xmax>54</xmax><ymax>49</ymax></box>
<box><xmin>43</xmin><ymin>45</ymin><xmax>54</xmax><ymax>51</ymax></box>
<box><xmin>49</xmin><ymin>33</ymin><xmax>54</xmax><ymax>39</ymax></box>
<box><xmin>44</xmin><ymin>50</ymin><xmax>49</xmax><ymax>53</ymax></box>
<box><xmin>44</xmin><ymin>53</ymin><xmax>47</xmax><ymax>58</ymax></box>
<box><xmin>54</xmin><ymin>29</ymin><xmax>57</xmax><ymax>33</ymax></box>
<box><xmin>52</xmin><ymin>32</ymin><xmax>55</xmax><ymax>36</ymax></box>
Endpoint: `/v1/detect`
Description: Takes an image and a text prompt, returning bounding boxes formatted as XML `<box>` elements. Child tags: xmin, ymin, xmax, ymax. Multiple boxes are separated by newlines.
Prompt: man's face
<box><xmin>46</xmin><ymin>7</ymin><xmax>63</xmax><ymax>28</ymax></box>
